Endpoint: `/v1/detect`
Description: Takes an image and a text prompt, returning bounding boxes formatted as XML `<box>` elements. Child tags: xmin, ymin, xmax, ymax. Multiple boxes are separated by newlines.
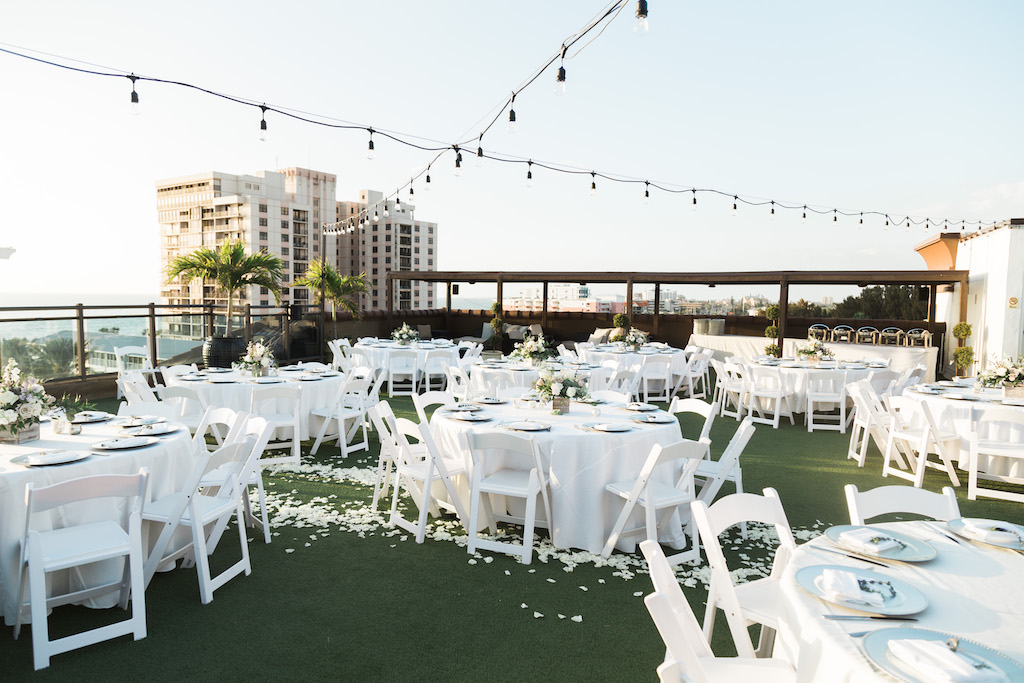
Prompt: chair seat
<box><xmin>605</xmin><ymin>479</ymin><xmax>694</xmax><ymax>509</ymax></box>
<box><xmin>733</xmin><ymin>578</ymin><xmax>781</xmax><ymax>628</ymax></box>
<box><xmin>479</xmin><ymin>469</ymin><xmax>534</xmax><ymax>496</ymax></box>
<box><xmin>144</xmin><ymin>493</ymin><xmax>235</xmax><ymax>525</ymax></box>
<box><xmin>36</xmin><ymin>522</ymin><xmax>130</xmax><ymax>570</ymax></box>
<box><xmin>310</xmin><ymin>406</ymin><xmax>362</xmax><ymax>421</ymax></box>
<box><xmin>976</xmin><ymin>441</ymin><xmax>1024</xmax><ymax>457</ymax></box>
<box><xmin>701</xmin><ymin>659</ymin><xmax>795</xmax><ymax>681</ymax></box>
<box><xmin>398</xmin><ymin>458</ymin><xmax>466</xmax><ymax>479</ymax></box>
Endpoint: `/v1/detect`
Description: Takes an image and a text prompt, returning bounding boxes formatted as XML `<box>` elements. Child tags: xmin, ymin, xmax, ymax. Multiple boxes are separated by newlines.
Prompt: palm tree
<box><xmin>296</xmin><ymin>260</ymin><xmax>368</xmax><ymax>319</ymax></box>
<box><xmin>166</xmin><ymin>240</ymin><xmax>284</xmax><ymax>336</ymax></box>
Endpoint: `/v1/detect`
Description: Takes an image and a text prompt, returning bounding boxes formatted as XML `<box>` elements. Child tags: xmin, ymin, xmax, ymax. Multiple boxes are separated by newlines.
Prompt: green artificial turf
<box><xmin>2</xmin><ymin>396</ymin><xmax>1021</xmax><ymax>680</ymax></box>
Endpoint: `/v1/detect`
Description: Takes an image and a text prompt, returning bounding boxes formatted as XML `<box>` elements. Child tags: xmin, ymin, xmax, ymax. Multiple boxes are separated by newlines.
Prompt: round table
<box><xmin>580</xmin><ymin>345</ymin><xmax>687</xmax><ymax>374</ymax></box>
<box><xmin>0</xmin><ymin>416</ymin><xmax>194</xmax><ymax>625</ymax></box>
<box><xmin>776</xmin><ymin>521</ymin><xmax>1024</xmax><ymax>681</ymax></box>
<box><xmin>429</xmin><ymin>400</ymin><xmax>686</xmax><ymax>554</ymax></box>
<box><xmin>352</xmin><ymin>339</ymin><xmax>460</xmax><ymax>376</ymax></box>
<box><xmin>168</xmin><ymin>367</ymin><xmax>346</xmax><ymax>440</ymax></box>
<box><xmin>753</xmin><ymin>359</ymin><xmax>881</xmax><ymax>409</ymax></box>
<box><xmin>467</xmin><ymin>360</ymin><xmax>598</xmax><ymax>396</ymax></box>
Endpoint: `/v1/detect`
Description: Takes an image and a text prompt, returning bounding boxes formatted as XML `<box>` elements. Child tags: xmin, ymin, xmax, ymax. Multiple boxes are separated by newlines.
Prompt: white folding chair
<box><xmin>846</xmin><ymin>380</ymin><xmax>893</xmax><ymax>467</ymax></box>
<box><xmin>159</xmin><ymin>363</ymin><xmax>198</xmax><ymax>385</ymax></box>
<box><xmin>668</xmin><ymin>397</ymin><xmax>719</xmax><ymax>445</ymax></box>
<box><xmin>420</xmin><ymin>348</ymin><xmax>453</xmax><ymax>392</ymax></box>
<box><xmin>805</xmin><ymin>369</ymin><xmax>848</xmax><ymax>433</ymax></box>
<box><xmin>118</xmin><ymin>371</ymin><xmax>159</xmax><ymax>405</ymax></box>
<box><xmin>882</xmin><ymin>396</ymin><xmax>960</xmax><ymax>488</ymax></box>
<box><xmin>716</xmin><ymin>361</ymin><xmax>748</xmax><ymax>421</ymax></box>
<box><xmin>844</xmin><ymin>484</ymin><xmax>960</xmax><ymax>524</ymax></box>
<box><xmin>199</xmin><ymin>416</ymin><xmax>276</xmax><ymax>543</ymax></box>
<box><xmin>389</xmin><ymin>418</ymin><xmax>469</xmax><ymax>543</ymax></box>
<box><xmin>367</xmin><ymin>401</ymin><xmax>415</xmax><ymax>509</ymax></box>
<box><xmin>387</xmin><ymin>348</ymin><xmax>420</xmax><ymax>397</ymax></box>
<box><xmin>640</xmin><ymin>542</ymin><xmax>796</xmax><ymax>682</ymax></box>
<box><xmin>13</xmin><ymin>469</ymin><xmax>150</xmax><ymax>670</ymax></box>
<box><xmin>693</xmin><ymin>418</ymin><xmax>755</xmax><ymax>539</ymax></box>
<box><xmin>249</xmin><ymin>384</ymin><xmax>303</xmax><ymax>464</ymax></box>
<box><xmin>142</xmin><ymin>438</ymin><xmax>257</xmax><ymax>603</ymax></box>
<box><xmin>677</xmin><ymin>351</ymin><xmax>711</xmax><ymax>401</ymax></box>
<box><xmin>606</xmin><ymin>368</ymin><xmax>637</xmax><ymax>397</ymax></box>
<box><xmin>156</xmin><ymin>384</ymin><xmax>207</xmax><ymax>433</ymax></box>
<box><xmin>601</xmin><ymin>440</ymin><xmax>707</xmax><ymax>564</ymax></box>
<box><xmin>193</xmin><ymin>406</ymin><xmax>248</xmax><ymax>453</ymax></box>
<box><xmin>556</xmin><ymin>343</ymin><xmax>578</xmax><ymax>361</ymax></box>
<box><xmin>590</xmin><ymin>389</ymin><xmax>631</xmax><ymax>404</ymax></box>
<box><xmin>309</xmin><ymin>378</ymin><xmax>370</xmax><ymax>457</ymax></box>
<box><xmin>967</xmin><ymin>409</ymin><xmax>1024</xmax><ymax>503</ymax></box>
<box><xmin>466</xmin><ymin>431</ymin><xmax>552</xmax><ymax>564</ymax></box>
<box><xmin>690</xmin><ymin>487</ymin><xmax>796</xmax><ymax>658</ymax></box>
<box><xmin>114</xmin><ymin>345</ymin><xmax>158</xmax><ymax>398</ymax></box>
<box><xmin>745</xmin><ymin>366</ymin><xmax>795</xmax><ymax>429</ymax></box>
<box><xmin>413</xmin><ymin>389</ymin><xmax>456</xmax><ymax>424</ymax></box>
<box><xmin>446</xmin><ymin>365</ymin><xmax>472</xmax><ymax>401</ymax></box>
<box><xmin>639</xmin><ymin>355</ymin><xmax>674</xmax><ymax>403</ymax></box>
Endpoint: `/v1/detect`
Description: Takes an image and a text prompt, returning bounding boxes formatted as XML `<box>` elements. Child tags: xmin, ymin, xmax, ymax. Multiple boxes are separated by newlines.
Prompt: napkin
<box><xmin>819</xmin><ymin>568</ymin><xmax>885</xmax><ymax>606</ymax></box>
<box><xmin>838</xmin><ymin>527</ymin><xmax>901</xmax><ymax>555</ymax></box>
<box><xmin>962</xmin><ymin>518</ymin><xmax>1023</xmax><ymax>545</ymax></box>
<box><xmin>888</xmin><ymin>639</ymin><xmax>1001</xmax><ymax>682</ymax></box>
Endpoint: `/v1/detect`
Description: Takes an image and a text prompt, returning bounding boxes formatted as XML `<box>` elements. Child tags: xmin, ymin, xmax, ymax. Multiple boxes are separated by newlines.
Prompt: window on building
<box><xmin>385</xmin><ymin>257</ymin><xmax>391</xmax><ymax>265</ymax></box>
<box><xmin>282</xmin><ymin>233</ymin><xmax>289</xmax><ymax>242</ymax></box>
<box><xmin>372</xmin><ymin>268</ymin><xmax>378</xmax><ymax>275</ymax></box>
<box><xmin>259</xmin><ymin>232</ymin><xmax>268</xmax><ymax>240</ymax></box>
<box><xmin>372</xmin><ymin>246</ymin><xmax>378</xmax><ymax>254</ymax></box>
<box><xmin>259</xmin><ymin>204</ymin><xmax>267</xmax><ymax>213</ymax></box>
<box><xmin>415</xmin><ymin>258</ymin><xmax>420</xmax><ymax>266</ymax></box>
<box><xmin>281</xmin><ymin>207</ymin><xmax>288</xmax><ymax>215</ymax></box>
<box><xmin>259</xmin><ymin>218</ymin><xmax>268</xmax><ymax>227</ymax></box>
<box><xmin>313</xmin><ymin>198</ymin><xmax>319</xmax><ymax>207</ymax></box>
<box><xmin>428</xmin><ymin>259</ymin><xmax>433</xmax><ymax>266</ymax></box>
<box><xmin>372</xmin><ymin>257</ymin><xmax>378</xmax><ymax>264</ymax></box>
<box><xmin>428</xmin><ymin>237</ymin><xmax>434</xmax><ymax>245</ymax></box>
<box><xmin>281</xmin><ymin>220</ymin><xmax>288</xmax><ymax>229</ymax></box>
<box><xmin>260</xmin><ymin>287</ymin><xmax>269</xmax><ymax>295</ymax></box>
<box><xmin>372</xmin><ymin>235</ymin><xmax>378</xmax><ymax>243</ymax></box>
<box><xmin>385</xmin><ymin>246</ymin><xmax>391</xmax><ymax>253</ymax></box>
<box><xmin>282</xmin><ymin>247</ymin><xmax>289</xmax><ymax>255</ymax></box>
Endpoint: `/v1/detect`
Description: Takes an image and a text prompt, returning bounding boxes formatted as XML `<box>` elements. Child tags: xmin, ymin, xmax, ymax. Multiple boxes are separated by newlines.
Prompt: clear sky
<box><xmin>1</xmin><ymin>1</ymin><xmax>1022</xmax><ymax>305</ymax></box>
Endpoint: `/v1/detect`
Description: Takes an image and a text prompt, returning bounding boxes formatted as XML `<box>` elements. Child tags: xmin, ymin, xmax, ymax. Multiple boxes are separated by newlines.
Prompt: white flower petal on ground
<box><xmin>571</xmin><ymin>615</ymin><xmax>583</xmax><ymax>623</ymax></box>
<box><xmin>533</xmin><ymin>612</ymin><xmax>543</xmax><ymax>619</ymax></box>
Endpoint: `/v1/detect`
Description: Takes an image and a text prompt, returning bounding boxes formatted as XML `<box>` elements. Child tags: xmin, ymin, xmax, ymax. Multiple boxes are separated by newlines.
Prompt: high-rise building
<box><xmin>334</xmin><ymin>190</ymin><xmax>437</xmax><ymax>311</ymax></box>
<box><xmin>157</xmin><ymin>170</ymin><xmax>436</xmax><ymax>323</ymax></box>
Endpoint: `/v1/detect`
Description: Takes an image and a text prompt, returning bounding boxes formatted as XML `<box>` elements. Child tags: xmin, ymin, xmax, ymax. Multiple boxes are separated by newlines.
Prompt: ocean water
<box><xmin>0</xmin><ymin>291</ymin><xmax>158</xmax><ymax>341</ymax></box>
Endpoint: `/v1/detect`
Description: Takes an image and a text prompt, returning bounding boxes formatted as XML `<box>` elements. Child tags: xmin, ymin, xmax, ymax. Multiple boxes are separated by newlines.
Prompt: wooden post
<box><xmin>778</xmin><ymin>276</ymin><xmax>790</xmax><ymax>356</ymax></box>
<box><xmin>445</xmin><ymin>281</ymin><xmax>452</xmax><ymax>332</ymax></box>
<box><xmin>653</xmin><ymin>283</ymin><xmax>661</xmax><ymax>336</ymax></box>
<box><xmin>927</xmin><ymin>284</ymin><xmax>937</xmax><ymax>323</ymax></box>
<box><xmin>496</xmin><ymin>276</ymin><xmax>504</xmax><ymax>315</ymax></box>
<box><xmin>626</xmin><ymin>278</ymin><xmax>634</xmax><ymax>319</ymax></box>
<box><xmin>148</xmin><ymin>303</ymin><xmax>158</xmax><ymax>370</ymax></box>
<box><xmin>245</xmin><ymin>303</ymin><xmax>253</xmax><ymax>342</ymax></box>
<box><xmin>542</xmin><ymin>281</ymin><xmax>549</xmax><ymax>331</ymax></box>
<box><xmin>76</xmin><ymin>304</ymin><xmax>87</xmax><ymax>380</ymax></box>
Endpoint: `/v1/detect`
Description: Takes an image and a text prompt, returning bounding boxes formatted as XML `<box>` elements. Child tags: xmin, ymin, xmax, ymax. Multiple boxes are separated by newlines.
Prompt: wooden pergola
<box><xmin>386</xmin><ymin>270</ymin><xmax>969</xmax><ymax>341</ymax></box>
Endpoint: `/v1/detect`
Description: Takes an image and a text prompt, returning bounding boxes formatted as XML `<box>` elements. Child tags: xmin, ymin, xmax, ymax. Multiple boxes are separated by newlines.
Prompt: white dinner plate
<box><xmin>947</xmin><ymin>518</ymin><xmax>1024</xmax><ymax>550</ymax></box>
<box><xmin>795</xmin><ymin>564</ymin><xmax>928</xmax><ymax>616</ymax></box>
<box><xmin>446</xmin><ymin>403</ymin><xmax>482</xmax><ymax>412</ymax></box>
<box><xmin>941</xmin><ymin>392</ymin><xmax>969</xmax><ymax>400</ymax></box>
<box><xmin>121</xmin><ymin>415</ymin><xmax>166</xmax><ymax>427</ymax></box>
<box><xmin>631</xmin><ymin>414</ymin><xmax>676</xmax><ymax>425</ymax></box>
<box><xmin>179</xmin><ymin>376</ymin><xmax>204</xmax><ymax>382</ymax></box>
<box><xmin>121</xmin><ymin>423</ymin><xmax>181</xmax><ymax>436</ymax></box>
<box><xmin>937</xmin><ymin>380</ymin><xmax>958</xmax><ymax>386</ymax></box>
<box><xmin>825</xmin><ymin>525</ymin><xmax>936</xmax><ymax>562</ymax></box>
<box><xmin>251</xmin><ymin>377</ymin><xmax>284</xmax><ymax>384</ymax></box>
<box><xmin>91</xmin><ymin>436</ymin><xmax>160</xmax><ymax>450</ymax></box>
<box><xmin>862</xmin><ymin>627</ymin><xmax>1024</xmax><ymax>683</ymax></box>
<box><xmin>12</xmin><ymin>450</ymin><xmax>92</xmax><ymax>467</ymax></box>
<box><xmin>297</xmin><ymin>375</ymin><xmax>322</xmax><ymax>381</ymax></box>
<box><xmin>474</xmin><ymin>397</ymin><xmax>506</xmax><ymax>405</ymax></box>
<box><xmin>72</xmin><ymin>411</ymin><xmax>112</xmax><ymax>424</ymax></box>
<box><xmin>584</xmin><ymin>422</ymin><xmax>632</xmax><ymax>433</ymax></box>
<box><xmin>625</xmin><ymin>402</ymin><xmax>658</xmax><ymax>412</ymax></box>
<box><xmin>207</xmin><ymin>377</ymin><xmax>237</xmax><ymax>384</ymax></box>
<box><xmin>575</xmin><ymin>397</ymin><xmax>605</xmax><ymax>405</ymax></box>
<box><xmin>320</xmin><ymin>371</ymin><xmax>341</xmax><ymax>377</ymax></box>
<box><xmin>504</xmin><ymin>421</ymin><xmax>551</xmax><ymax>432</ymax></box>
<box><xmin>202</xmin><ymin>367</ymin><xmax>233</xmax><ymax>374</ymax></box>
<box><xmin>448</xmin><ymin>413</ymin><xmax>491</xmax><ymax>422</ymax></box>
<box><xmin>278</xmin><ymin>366</ymin><xmax>304</xmax><ymax>372</ymax></box>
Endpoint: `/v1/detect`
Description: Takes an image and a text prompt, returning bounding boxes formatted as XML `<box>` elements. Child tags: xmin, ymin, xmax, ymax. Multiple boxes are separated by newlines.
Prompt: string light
<box><xmin>590</xmin><ymin>172</ymin><xmax>597</xmax><ymax>197</ymax></box>
<box><xmin>691</xmin><ymin>190</ymin><xmax>697</xmax><ymax>212</ymax></box>
<box><xmin>885</xmin><ymin>215</ymin><xmax>890</xmax><ymax>230</ymax></box>
<box><xmin>453</xmin><ymin>146</ymin><xmax>462</xmax><ymax>177</ymax></box>
<box><xmin>732</xmin><ymin>196</ymin><xmax>738</xmax><ymax>216</ymax></box>
<box><xmin>644</xmin><ymin>181</ymin><xmax>650</xmax><ymax>204</ymax></box>
<box><xmin>127</xmin><ymin>74</ymin><xmax>140</xmax><ymax>116</ymax></box>
<box><xmin>802</xmin><ymin>206</ymin><xmax>807</xmax><ymax>223</ymax></box>
<box><xmin>476</xmin><ymin>134</ymin><xmax>484</xmax><ymax>168</ymax></box>
<box><xmin>408</xmin><ymin>180</ymin><xmax>414</xmax><ymax>200</ymax></box>
<box><xmin>425</xmin><ymin>166</ymin><xmax>431</xmax><ymax>192</ymax></box>
<box><xmin>259</xmin><ymin>104</ymin><xmax>268</xmax><ymax>142</ymax></box>
<box><xmin>906</xmin><ymin>219</ymin><xmax>911</xmax><ymax>231</ymax></box>
<box><xmin>770</xmin><ymin>201</ymin><xmax>775</xmax><ymax>219</ymax></box>
<box><xmin>372</xmin><ymin>208</ymin><xmax>379</xmax><ymax>222</ymax></box>
<box><xmin>395</xmin><ymin>195</ymin><xmax>401</xmax><ymax>208</ymax></box>
<box><xmin>526</xmin><ymin>160</ymin><xmax>533</xmax><ymax>187</ymax></box>
<box><xmin>555</xmin><ymin>45</ymin><xmax>567</xmax><ymax>96</ymax></box>
<box><xmin>833</xmin><ymin>209</ymin><xmax>837</xmax><ymax>223</ymax></box>
<box><xmin>507</xmin><ymin>93</ymin><xmax>517</xmax><ymax>133</ymax></box>
<box><xmin>367</xmin><ymin>128</ymin><xmax>375</xmax><ymax>160</ymax></box>
<box><xmin>383</xmin><ymin>202</ymin><xmax>389</xmax><ymax>218</ymax></box>
<box><xmin>859</xmin><ymin>213</ymin><xmax>863</xmax><ymax>226</ymax></box>
<box><xmin>634</xmin><ymin>0</ymin><xmax>649</xmax><ymax>36</ymax></box>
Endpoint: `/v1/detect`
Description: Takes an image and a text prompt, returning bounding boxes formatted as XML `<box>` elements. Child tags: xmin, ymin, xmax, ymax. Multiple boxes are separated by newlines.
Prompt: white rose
<box><xmin>261</xmin><ymin>357</ymin><xmax>271</xmax><ymax>367</ymax></box>
<box><xmin>18</xmin><ymin>403</ymin><xmax>34</xmax><ymax>419</ymax></box>
<box><xmin>551</xmin><ymin>382</ymin><xmax>564</xmax><ymax>396</ymax></box>
<box><xmin>997</xmin><ymin>367</ymin><xmax>1007</xmax><ymax>376</ymax></box>
<box><xmin>567</xmin><ymin>387</ymin><xmax>578</xmax><ymax>397</ymax></box>
<box><xmin>0</xmin><ymin>390</ymin><xmax>16</xmax><ymax>406</ymax></box>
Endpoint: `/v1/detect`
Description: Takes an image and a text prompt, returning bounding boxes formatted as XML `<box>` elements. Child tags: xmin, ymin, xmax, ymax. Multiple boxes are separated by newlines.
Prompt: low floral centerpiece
<box><xmin>391</xmin><ymin>323</ymin><xmax>419</xmax><ymax>345</ymax></box>
<box><xmin>0</xmin><ymin>359</ymin><xmax>54</xmax><ymax>444</ymax></box>
<box><xmin>796</xmin><ymin>339</ymin><xmax>834</xmax><ymax>363</ymax></box>
<box><xmin>620</xmin><ymin>327</ymin><xmax>649</xmax><ymax>350</ymax></box>
<box><xmin>533</xmin><ymin>367</ymin><xmax>589</xmax><ymax>414</ymax></box>
<box><xmin>978</xmin><ymin>355</ymin><xmax>1024</xmax><ymax>397</ymax></box>
<box><xmin>510</xmin><ymin>333</ymin><xmax>556</xmax><ymax>365</ymax></box>
<box><xmin>237</xmin><ymin>340</ymin><xmax>275</xmax><ymax>376</ymax></box>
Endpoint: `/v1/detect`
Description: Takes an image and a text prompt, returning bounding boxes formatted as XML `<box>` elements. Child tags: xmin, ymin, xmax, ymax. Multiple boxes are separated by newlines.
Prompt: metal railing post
<box><xmin>148</xmin><ymin>303</ymin><xmax>158</xmax><ymax>367</ymax></box>
<box><xmin>76</xmin><ymin>303</ymin><xmax>87</xmax><ymax>380</ymax></box>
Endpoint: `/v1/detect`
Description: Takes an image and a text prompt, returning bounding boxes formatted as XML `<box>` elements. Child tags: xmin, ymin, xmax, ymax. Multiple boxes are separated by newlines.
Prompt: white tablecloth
<box><xmin>0</xmin><ymin>419</ymin><xmax>194</xmax><ymax>625</ymax></box>
<box><xmin>352</xmin><ymin>340</ymin><xmax>459</xmax><ymax>375</ymax></box>
<box><xmin>690</xmin><ymin>334</ymin><xmax>938</xmax><ymax>381</ymax></box>
<box><xmin>169</xmin><ymin>368</ymin><xmax>346</xmax><ymax>440</ymax></box>
<box><xmin>752</xmin><ymin>360</ymin><xmax>875</xmax><ymax>410</ymax></box>
<box><xmin>578</xmin><ymin>346</ymin><xmax>687</xmax><ymax>374</ymax></box>
<box><xmin>467</xmin><ymin>361</ymin><xmax>597</xmax><ymax>396</ymax></box>
<box><xmin>430</xmin><ymin>401</ymin><xmax>686</xmax><ymax>554</ymax></box>
<box><xmin>777</xmin><ymin>521</ymin><xmax>1024</xmax><ymax>682</ymax></box>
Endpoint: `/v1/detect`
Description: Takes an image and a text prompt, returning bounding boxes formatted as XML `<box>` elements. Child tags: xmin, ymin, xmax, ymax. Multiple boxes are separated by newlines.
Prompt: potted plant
<box><xmin>533</xmin><ymin>367</ymin><xmax>589</xmax><ymax>414</ymax></box>
<box><xmin>610</xmin><ymin>313</ymin><xmax>630</xmax><ymax>342</ymax></box>
<box><xmin>952</xmin><ymin>322</ymin><xmax>973</xmax><ymax>378</ymax></box>
<box><xmin>488</xmin><ymin>302</ymin><xmax>504</xmax><ymax>353</ymax></box>
<box><xmin>978</xmin><ymin>356</ymin><xmax>1024</xmax><ymax>397</ymax></box>
<box><xmin>764</xmin><ymin>305</ymin><xmax>781</xmax><ymax>357</ymax></box>
<box><xmin>0</xmin><ymin>359</ymin><xmax>54</xmax><ymax>444</ymax></box>
<box><xmin>166</xmin><ymin>240</ymin><xmax>284</xmax><ymax>367</ymax></box>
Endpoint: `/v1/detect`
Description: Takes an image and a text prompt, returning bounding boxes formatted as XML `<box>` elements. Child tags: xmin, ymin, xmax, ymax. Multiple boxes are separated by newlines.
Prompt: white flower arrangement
<box><xmin>623</xmin><ymin>327</ymin><xmax>649</xmax><ymax>350</ymax></box>
<box><xmin>391</xmin><ymin>322</ymin><xmax>419</xmax><ymax>344</ymax></box>
<box><xmin>796</xmin><ymin>339</ymin><xmax>834</xmax><ymax>359</ymax></box>
<box><xmin>510</xmin><ymin>332</ymin><xmax>555</xmax><ymax>363</ymax></box>
<box><xmin>0</xmin><ymin>359</ymin><xmax>54</xmax><ymax>434</ymax></box>
<box><xmin>237</xmin><ymin>340</ymin><xmax>275</xmax><ymax>374</ymax></box>
<box><xmin>978</xmin><ymin>355</ymin><xmax>1024</xmax><ymax>388</ymax></box>
<box><xmin>533</xmin><ymin>368</ymin><xmax>589</xmax><ymax>402</ymax></box>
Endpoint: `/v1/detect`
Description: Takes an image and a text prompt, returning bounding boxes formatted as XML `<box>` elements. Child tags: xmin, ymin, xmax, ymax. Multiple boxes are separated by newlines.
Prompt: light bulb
<box><xmin>732</xmin><ymin>196</ymin><xmax>738</xmax><ymax>216</ymax></box>
<box><xmin>453</xmin><ymin>149</ymin><xmax>462</xmax><ymax>177</ymax></box>
<box><xmin>508</xmin><ymin>108</ymin><xmax>517</xmax><ymax>133</ymax></box>
<box><xmin>373</xmin><ymin>210</ymin><xmax>379</xmax><ymax>222</ymax></box>
<box><xmin>859</xmin><ymin>213</ymin><xmax>863</xmax><ymax>227</ymax></box>
<box><xmin>128</xmin><ymin>74</ymin><xmax>141</xmax><ymax>116</ymax></box>
<box><xmin>476</xmin><ymin>146</ymin><xmax>484</xmax><ymax>168</ymax></box>
<box><xmin>644</xmin><ymin>182</ymin><xmax>650</xmax><ymax>205</ymax></box>
<box><xmin>555</xmin><ymin>66</ymin><xmax>566</xmax><ymax>96</ymax></box>
<box><xmin>590</xmin><ymin>173</ymin><xmax>596</xmax><ymax>197</ymax></box>
<box><xmin>367</xmin><ymin>138</ymin><xmax>375</xmax><ymax>160</ymax></box>
<box><xmin>770</xmin><ymin>201</ymin><xmax>775</xmax><ymax>220</ymax></box>
<box><xmin>526</xmin><ymin>162</ymin><xmax>533</xmax><ymax>188</ymax></box>
<box><xmin>833</xmin><ymin>210</ymin><xmax>837</xmax><ymax>223</ymax></box>
<box><xmin>409</xmin><ymin>184</ymin><xmax>414</xmax><ymax>200</ymax></box>
<box><xmin>259</xmin><ymin>105</ymin><xmax>268</xmax><ymax>142</ymax></box>
<box><xmin>425</xmin><ymin>171</ymin><xmax>431</xmax><ymax>192</ymax></box>
<box><xmin>395</xmin><ymin>196</ymin><xmax>401</xmax><ymax>208</ymax></box>
<box><xmin>383</xmin><ymin>204</ymin><xmax>389</xmax><ymax>218</ymax></box>
<box><xmin>802</xmin><ymin>206</ymin><xmax>807</xmax><ymax>223</ymax></box>
<box><xmin>634</xmin><ymin>0</ymin><xmax>649</xmax><ymax>35</ymax></box>
<box><xmin>691</xmin><ymin>191</ymin><xmax>697</xmax><ymax>212</ymax></box>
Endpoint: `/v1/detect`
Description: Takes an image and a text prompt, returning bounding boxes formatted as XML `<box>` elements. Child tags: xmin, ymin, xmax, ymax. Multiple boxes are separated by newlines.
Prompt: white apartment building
<box><xmin>158</xmin><ymin>168</ymin><xmax>336</xmax><ymax>318</ymax></box>
<box><xmin>334</xmin><ymin>190</ymin><xmax>437</xmax><ymax>311</ymax></box>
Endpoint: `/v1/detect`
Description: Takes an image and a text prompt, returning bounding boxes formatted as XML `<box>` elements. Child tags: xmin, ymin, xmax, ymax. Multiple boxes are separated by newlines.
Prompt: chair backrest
<box><xmin>749</xmin><ymin>365</ymin><xmax>784</xmax><ymax>392</ymax></box>
<box><xmin>368</xmin><ymin>401</ymin><xmax>402</xmax><ymax>461</ymax></box>
<box><xmin>249</xmin><ymin>384</ymin><xmax>302</xmax><ymax>415</ymax></box>
<box><xmin>866</xmin><ymin>369</ymin><xmax>900</xmax><ymax>396</ymax></box>
<box><xmin>25</xmin><ymin>468</ymin><xmax>148</xmax><ymax>518</ymax></box>
<box><xmin>556</xmin><ymin>343</ymin><xmax>577</xmax><ymax>361</ymax></box>
<box><xmin>844</xmin><ymin>484</ymin><xmax>960</xmax><ymax>524</ymax></box>
<box><xmin>695</xmin><ymin>419</ymin><xmax>755</xmax><ymax>503</ymax></box>
<box><xmin>446</xmin><ymin>365</ymin><xmax>471</xmax><ymax>400</ymax></box>
<box><xmin>806</xmin><ymin>369</ymin><xmax>847</xmax><ymax>396</ymax></box>
<box><xmin>468</xmin><ymin>431</ymin><xmax>547</xmax><ymax>488</ymax></box>
<box><xmin>226</xmin><ymin>415</ymin><xmax>276</xmax><ymax>470</ymax></box>
<box><xmin>883</xmin><ymin>394</ymin><xmax>925</xmax><ymax>432</ymax></box>
<box><xmin>641</xmin><ymin>355</ymin><xmax>672</xmax><ymax>377</ymax></box>
<box><xmin>628</xmin><ymin>440</ymin><xmax>707</xmax><ymax>502</ymax></box>
<box><xmin>413</xmin><ymin>390</ymin><xmax>456</xmax><ymax>423</ymax></box>
<box><xmin>120</xmin><ymin>372</ymin><xmax>158</xmax><ymax>404</ymax></box>
<box><xmin>156</xmin><ymin>385</ymin><xmax>206</xmax><ymax>417</ymax></box>
<box><xmin>388</xmin><ymin>348</ymin><xmax>419</xmax><ymax>373</ymax></box>
<box><xmin>193</xmin><ymin>406</ymin><xmax>249</xmax><ymax>452</ymax></box>
<box><xmin>114</xmin><ymin>345</ymin><xmax>154</xmax><ymax>376</ymax></box>
<box><xmin>117</xmin><ymin>400</ymin><xmax>183</xmax><ymax>421</ymax></box>
<box><xmin>606</xmin><ymin>368</ymin><xmax>636</xmax><ymax>394</ymax></box>
<box><xmin>422</xmin><ymin>348</ymin><xmax>453</xmax><ymax>373</ymax></box>
<box><xmin>668</xmin><ymin>397</ymin><xmax>717</xmax><ymax>443</ymax></box>
<box><xmin>160</xmin><ymin>363</ymin><xmax>198</xmax><ymax>384</ymax></box>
